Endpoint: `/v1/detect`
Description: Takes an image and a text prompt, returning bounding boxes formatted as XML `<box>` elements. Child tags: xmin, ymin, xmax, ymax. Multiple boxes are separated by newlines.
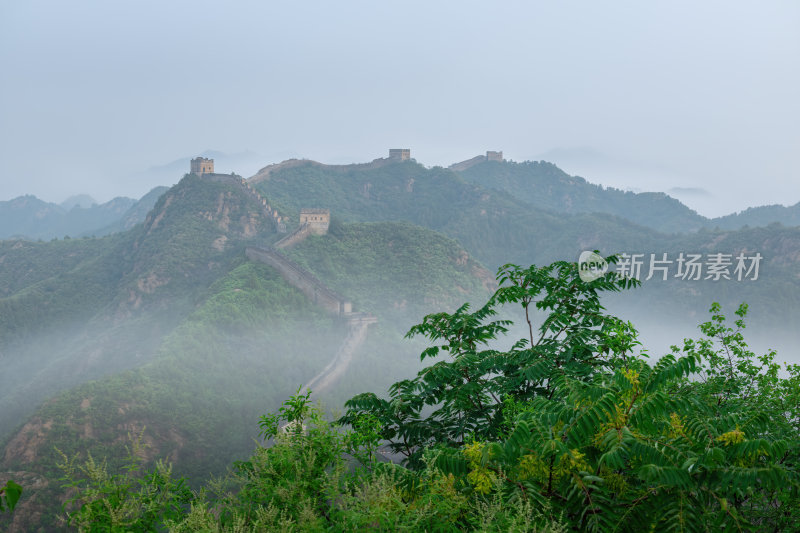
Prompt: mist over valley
<box><xmin>2</xmin><ymin>2</ymin><xmax>799</xmax><ymax>529</ymax></box>
<box><xmin>1</xmin><ymin>152</ymin><xmax>798</xmax><ymax>529</ymax></box>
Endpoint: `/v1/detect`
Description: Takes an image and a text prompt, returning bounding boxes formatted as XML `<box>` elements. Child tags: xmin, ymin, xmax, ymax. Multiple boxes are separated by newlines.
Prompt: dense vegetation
<box><xmin>456</xmin><ymin>159</ymin><xmax>800</xmax><ymax>233</ymax></box>
<box><xmin>0</xmin><ymin>480</ymin><xmax>22</xmax><ymax>514</ymax></box>
<box><xmin>456</xmin><ymin>160</ymin><xmax>707</xmax><ymax>234</ymax></box>
<box><xmin>254</xmin><ymin>159</ymin><xmax>800</xmax><ymax>348</ymax></box>
<box><xmin>0</xmin><ymin>174</ymin><xmax>281</xmax><ymax>442</ymax></box>
<box><xmin>36</xmin><ymin>255</ymin><xmax>799</xmax><ymax>531</ymax></box>
<box><xmin>0</xmin><ymin>260</ymin><xmax>346</xmax><ymax>531</ymax></box>
<box><xmin>253</xmin><ymin>159</ymin><xmax>663</xmax><ymax>270</ymax></box>
<box><xmin>287</xmin><ymin>219</ymin><xmax>492</xmax><ymax>318</ymax></box>
<box><xmin>0</xmin><ymin>173</ymin><xmax>497</xmax><ymax>529</ymax></box>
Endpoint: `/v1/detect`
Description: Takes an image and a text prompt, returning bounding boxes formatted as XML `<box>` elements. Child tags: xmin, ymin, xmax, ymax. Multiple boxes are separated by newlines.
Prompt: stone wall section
<box><xmin>198</xmin><ymin>173</ymin><xmax>287</xmax><ymax>232</ymax></box>
<box><xmin>302</xmin><ymin>312</ymin><xmax>377</xmax><ymax>395</ymax></box>
<box><xmin>245</xmin><ymin>246</ymin><xmax>352</xmax><ymax>316</ymax></box>
<box><xmin>273</xmin><ymin>223</ymin><xmax>312</xmax><ymax>249</ymax></box>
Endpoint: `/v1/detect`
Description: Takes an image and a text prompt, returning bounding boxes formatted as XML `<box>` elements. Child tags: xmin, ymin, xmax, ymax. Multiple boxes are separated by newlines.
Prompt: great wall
<box><xmin>190</xmin><ymin>148</ymin><xmax>501</xmax><ymax>394</ymax></box>
<box><xmin>247</xmin><ymin>148</ymin><xmax>412</xmax><ymax>185</ymax></box>
<box><xmin>244</xmin><ymin>246</ymin><xmax>352</xmax><ymax>316</ymax></box>
<box><xmin>448</xmin><ymin>150</ymin><xmax>504</xmax><ymax>172</ymax></box>
<box><xmin>191</xmin><ymin>157</ymin><xmax>287</xmax><ymax>232</ymax></box>
<box><xmin>192</xmin><ymin>156</ymin><xmax>377</xmax><ymax>394</ymax></box>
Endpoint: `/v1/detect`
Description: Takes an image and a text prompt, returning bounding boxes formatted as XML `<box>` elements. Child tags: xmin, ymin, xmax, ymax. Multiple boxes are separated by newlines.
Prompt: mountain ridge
<box><xmin>3</xmin><ymin>155</ymin><xmax>798</xmax><ymax>243</ymax></box>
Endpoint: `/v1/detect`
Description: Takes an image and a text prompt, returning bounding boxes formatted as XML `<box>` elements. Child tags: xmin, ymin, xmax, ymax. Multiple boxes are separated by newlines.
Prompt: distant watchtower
<box><xmin>300</xmin><ymin>208</ymin><xmax>330</xmax><ymax>235</ymax></box>
<box><xmin>486</xmin><ymin>151</ymin><xmax>503</xmax><ymax>162</ymax></box>
<box><xmin>190</xmin><ymin>157</ymin><xmax>214</xmax><ymax>175</ymax></box>
<box><xmin>389</xmin><ymin>148</ymin><xmax>411</xmax><ymax>161</ymax></box>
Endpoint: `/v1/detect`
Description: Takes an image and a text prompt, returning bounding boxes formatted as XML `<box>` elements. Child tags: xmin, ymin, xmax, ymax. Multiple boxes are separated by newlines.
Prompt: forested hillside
<box><xmin>456</xmin><ymin>160</ymin><xmax>707</xmax><ymax>234</ymax></box>
<box><xmin>456</xmin><ymin>159</ymin><xmax>800</xmax><ymax>233</ymax></box>
<box><xmin>252</xmin><ymin>159</ymin><xmax>800</xmax><ymax>349</ymax></box>
<box><xmin>712</xmin><ymin>202</ymin><xmax>800</xmax><ymax>230</ymax></box>
<box><xmin>0</xmin><ymin>173</ymin><xmax>496</xmax><ymax>530</ymax></box>
<box><xmin>250</xmin><ymin>159</ymin><xmax>663</xmax><ymax>270</ymax></box>
<box><xmin>0</xmin><ymin>173</ymin><xmax>278</xmax><ymax>436</ymax></box>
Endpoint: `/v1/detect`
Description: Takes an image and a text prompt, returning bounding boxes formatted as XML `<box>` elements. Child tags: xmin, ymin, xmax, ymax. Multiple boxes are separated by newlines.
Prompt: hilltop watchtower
<box><xmin>300</xmin><ymin>208</ymin><xmax>330</xmax><ymax>235</ymax></box>
<box><xmin>389</xmin><ymin>148</ymin><xmax>411</xmax><ymax>161</ymax></box>
<box><xmin>486</xmin><ymin>151</ymin><xmax>503</xmax><ymax>162</ymax></box>
<box><xmin>190</xmin><ymin>157</ymin><xmax>214</xmax><ymax>175</ymax></box>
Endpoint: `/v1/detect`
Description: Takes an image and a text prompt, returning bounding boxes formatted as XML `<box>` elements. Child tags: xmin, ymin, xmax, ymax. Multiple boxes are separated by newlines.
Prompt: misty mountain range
<box><xmin>0</xmin><ymin>190</ymin><xmax>162</xmax><ymax>241</ymax></box>
<box><xmin>1</xmin><ymin>155</ymin><xmax>798</xmax><ymax>242</ymax></box>
<box><xmin>1</xmin><ymin>154</ymin><xmax>799</xmax><ymax>530</ymax></box>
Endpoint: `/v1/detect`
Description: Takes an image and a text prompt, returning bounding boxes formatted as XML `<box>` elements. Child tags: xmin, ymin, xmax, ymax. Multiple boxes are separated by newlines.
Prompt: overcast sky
<box><xmin>1</xmin><ymin>1</ymin><xmax>797</xmax><ymax>217</ymax></box>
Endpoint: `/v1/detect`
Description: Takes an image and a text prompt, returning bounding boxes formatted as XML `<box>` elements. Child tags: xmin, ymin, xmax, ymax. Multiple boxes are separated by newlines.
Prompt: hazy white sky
<box><xmin>1</xmin><ymin>1</ymin><xmax>798</xmax><ymax>216</ymax></box>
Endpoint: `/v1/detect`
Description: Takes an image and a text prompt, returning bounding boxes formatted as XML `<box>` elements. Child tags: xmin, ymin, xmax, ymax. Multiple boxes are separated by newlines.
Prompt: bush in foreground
<box><xmin>58</xmin><ymin>256</ymin><xmax>799</xmax><ymax>531</ymax></box>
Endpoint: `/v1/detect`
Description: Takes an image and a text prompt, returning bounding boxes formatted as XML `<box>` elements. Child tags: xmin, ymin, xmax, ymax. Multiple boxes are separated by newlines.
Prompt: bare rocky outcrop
<box><xmin>2</xmin><ymin>418</ymin><xmax>53</xmax><ymax>465</ymax></box>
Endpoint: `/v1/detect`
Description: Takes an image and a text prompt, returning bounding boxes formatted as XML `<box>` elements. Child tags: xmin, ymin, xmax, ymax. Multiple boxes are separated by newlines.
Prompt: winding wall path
<box><xmin>302</xmin><ymin>313</ymin><xmax>377</xmax><ymax>395</ymax></box>
<box><xmin>245</xmin><ymin>245</ymin><xmax>376</xmax><ymax>394</ymax></box>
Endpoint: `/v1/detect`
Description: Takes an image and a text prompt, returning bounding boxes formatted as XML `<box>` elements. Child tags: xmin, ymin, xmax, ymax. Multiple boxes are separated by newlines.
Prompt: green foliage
<box><xmin>0</xmin><ymin>257</ymin><xmax>347</xmax><ymax>530</ymax></box>
<box><xmin>49</xmin><ymin>391</ymin><xmax>566</xmax><ymax>531</ymax></box>
<box><xmin>0</xmin><ymin>479</ymin><xmax>22</xmax><ymax>513</ymax></box>
<box><xmin>258</xmin><ymin>387</ymin><xmax>314</xmax><ymax>440</ymax></box>
<box><xmin>679</xmin><ymin>301</ymin><xmax>800</xmax><ymax>439</ymax></box>
<box><xmin>340</xmin><ymin>256</ymin><xmax>800</xmax><ymax>531</ymax></box>
<box><xmin>339</xmin><ymin>256</ymin><xmax>639</xmax><ymax>466</ymax></box>
<box><xmin>57</xmin><ymin>430</ymin><xmax>194</xmax><ymax>531</ymax></box>
<box><xmin>287</xmin><ymin>220</ymin><xmax>492</xmax><ymax>317</ymax></box>
<box><xmin>0</xmin><ymin>235</ymin><xmax>125</xmax><ymax>348</ymax></box>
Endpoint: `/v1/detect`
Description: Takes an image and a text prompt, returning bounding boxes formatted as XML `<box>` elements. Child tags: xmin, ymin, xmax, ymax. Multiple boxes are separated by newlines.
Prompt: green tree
<box><xmin>340</xmin><ymin>255</ymin><xmax>800</xmax><ymax>531</ymax></box>
<box><xmin>339</xmin><ymin>256</ymin><xmax>639</xmax><ymax>466</ymax></box>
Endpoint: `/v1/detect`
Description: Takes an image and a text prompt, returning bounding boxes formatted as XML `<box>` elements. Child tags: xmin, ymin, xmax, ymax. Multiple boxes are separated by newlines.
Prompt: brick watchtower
<box><xmin>300</xmin><ymin>208</ymin><xmax>330</xmax><ymax>235</ymax></box>
<box><xmin>190</xmin><ymin>157</ymin><xmax>214</xmax><ymax>175</ymax></box>
<box><xmin>388</xmin><ymin>149</ymin><xmax>411</xmax><ymax>161</ymax></box>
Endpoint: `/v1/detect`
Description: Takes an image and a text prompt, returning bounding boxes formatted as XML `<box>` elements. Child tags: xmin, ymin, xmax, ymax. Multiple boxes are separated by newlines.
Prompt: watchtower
<box><xmin>486</xmin><ymin>151</ymin><xmax>503</xmax><ymax>162</ymax></box>
<box><xmin>190</xmin><ymin>157</ymin><xmax>214</xmax><ymax>175</ymax></box>
<box><xmin>300</xmin><ymin>208</ymin><xmax>330</xmax><ymax>235</ymax></box>
<box><xmin>389</xmin><ymin>149</ymin><xmax>411</xmax><ymax>161</ymax></box>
